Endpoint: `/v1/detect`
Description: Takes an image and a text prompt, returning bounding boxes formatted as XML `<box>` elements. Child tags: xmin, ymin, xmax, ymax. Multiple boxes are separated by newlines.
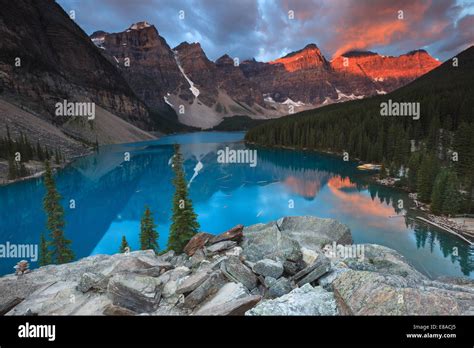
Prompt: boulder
<box><xmin>176</xmin><ymin>271</ymin><xmax>210</xmax><ymax>295</ymax></box>
<box><xmin>183</xmin><ymin>271</ymin><xmax>227</xmax><ymax>309</ymax></box>
<box><xmin>226</xmin><ymin>246</ymin><xmax>243</xmax><ymax>257</ymax></box>
<box><xmin>158</xmin><ymin>250</ymin><xmax>175</xmax><ymax>262</ymax></box>
<box><xmin>195</xmin><ymin>294</ymin><xmax>261</xmax><ymax>316</ymax></box>
<box><xmin>6</xmin><ymin>280</ymin><xmax>111</xmax><ymax>315</ymax></box>
<box><xmin>267</xmin><ymin>277</ymin><xmax>294</xmax><ymax>298</ymax></box>
<box><xmin>292</xmin><ymin>253</ymin><xmax>331</xmax><ymax>286</ymax></box>
<box><xmin>77</xmin><ymin>272</ymin><xmax>108</xmax><ymax>293</ymax></box>
<box><xmin>242</xmin><ymin>223</ymin><xmax>302</xmax><ymax>262</ymax></box>
<box><xmin>103</xmin><ymin>304</ymin><xmax>137</xmax><ymax>316</ymax></box>
<box><xmin>188</xmin><ymin>249</ymin><xmax>206</xmax><ymax>268</ymax></box>
<box><xmin>171</xmin><ymin>254</ymin><xmax>189</xmax><ymax>267</ymax></box>
<box><xmin>332</xmin><ymin>270</ymin><xmax>474</xmax><ymax>315</ymax></box>
<box><xmin>0</xmin><ymin>297</ymin><xmax>23</xmax><ymax>315</ymax></box>
<box><xmin>157</xmin><ymin>266</ymin><xmax>191</xmax><ymax>285</ymax></box>
<box><xmin>335</xmin><ymin>244</ymin><xmax>427</xmax><ymax>281</ymax></box>
<box><xmin>109</xmin><ymin>252</ymin><xmax>162</xmax><ymax>275</ymax></box>
<box><xmin>301</xmin><ymin>247</ymin><xmax>319</xmax><ymax>265</ymax></box>
<box><xmin>206</xmin><ymin>241</ymin><xmax>237</xmax><ymax>254</ymax></box>
<box><xmin>252</xmin><ymin>259</ymin><xmax>284</xmax><ymax>279</ymax></box>
<box><xmin>282</xmin><ymin>260</ymin><xmax>304</xmax><ymax>276</ymax></box>
<box><xmin>183</xmin><ymin>232</ymin><xmax>214</xmax><ymax>256</ymax></box>
<box><xmin>194</xmin><ymin>282</ymin><xmax>251</xmax><ymax>315</ymax></box>
<box><xmin>221</xmin><ymin>256</ymin><xmax>257</xmax><ymax>290</ymax></box>
<box><xmin>276</xmin><ymin>216</ymin><xmax>352</xmax><ymax>249</ymax></box>
<box><xmin>246</xmin><ymin>284</ymin><xmax>338</xmax><ymax>316</ymax></box>
<box><xmin>209</xmin><ymin>224</ymin><xmax>244</xmax><ymax>244</ymax></box>
<box><xmin>264</xmin><ymin>276</ymin><xmax>277</xmax><ymax>288</ymax></box>
<box><xmin>107</xmin><ymin>273</ymin><xmax>161</xmax><ymax>313</ymax></box>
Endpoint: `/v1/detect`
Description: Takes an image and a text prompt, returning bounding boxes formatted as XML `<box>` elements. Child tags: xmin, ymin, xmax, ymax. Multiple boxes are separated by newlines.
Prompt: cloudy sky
<box><xmin>57</xmin><ymin>0</ymin><xmax>474</xmax><ymax>62</ymax></box>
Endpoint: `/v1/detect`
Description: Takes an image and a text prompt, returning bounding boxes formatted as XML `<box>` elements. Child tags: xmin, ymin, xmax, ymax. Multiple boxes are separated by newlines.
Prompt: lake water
<box><xmin>0</xmin><ymin>131</ymin><xmax>472</xmax><ymax>278</ymax></box>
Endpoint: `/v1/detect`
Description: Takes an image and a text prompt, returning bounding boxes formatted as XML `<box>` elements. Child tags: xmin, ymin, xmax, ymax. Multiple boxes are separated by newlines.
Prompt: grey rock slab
<box><xmin>267</xmin><ymin>277</ymin><xmax>294</xmax><ymax>298</ymax></box>
<box><xmin>252</xmin><ymin>259</ymin><xmax>284</xmax><ymax>278</ymax></box>
<box><xmin>337</xmin><ymin>244</ymin><xmax>427</xmax><ymax>281</ymax></box>
<box><xmin>6</xmin><ymin>280</ymin><xmax>110</xmax><ymax>315</ymax></box>
<box><xmin>292</xmin><ymin>253</ymin><xmax>331</xmax><ymax>286</ymax></box>
<box><xmin>220</xmin><ymin>256</ymin><xmax>257</xmax><ymax>290</ymax></box>
<box><xmin>156</xmin><ymin>266</ymin><xmax>191</xmax><ymax>285</ymax></box>
<box><xmin>194</xmin><ymin>282</ymin><xmax>249</xmax><ymax>315</ymax></box>
<box><xmin>209</xmin><ymin>224</ymin><xmax>244</xmax><ymax>244</ymax></box>
<box><xmin>107</xmin><ymin>273</ymin><xmax>161</xmax><ymax>313</ymax></box>
<box><xmin>246</xmin><ymin>284</ymin><xmax>338</xmax><ymax>316</ymax></box>
<box><xmin>194</xmin><ymin>294</ymin><xmax>261</xmax><ymax>316</ymax></box>
<box><xmin>206</xmin><ymin>241</ymin><xmax>237</xmax><ymax>254</ymax></box>
<box><xmin>77</xmin><ymin>272</ymin><xmax>108</xmax><ymax>293</ymax></box>
<box><xmin>176</xmin><ymin>271</ymin><xmax>210</xmax><ymax>295</ymax></box>
<box><xmin>276</xmin><ymin>216</ymin><xmax>353</xmax><ymax>250</ymax></box>
<box><xmin>183</xmin><ymin>271</ymin><xmax>227</xmax><ymax>309</ymax></box>
<box><xmin>332</xmin><ymin>270</ymin><xmax>474</xmax><ymax>315</ymax></box>
<box><xmin>103</xmin><ymin>304</ymin><xmax>137</xmax><ymax>316</ymax></box>
<box><xmin>242</xmin><ymin>223</ymin><xmax>302</xmax><ymax>263</ymax></box>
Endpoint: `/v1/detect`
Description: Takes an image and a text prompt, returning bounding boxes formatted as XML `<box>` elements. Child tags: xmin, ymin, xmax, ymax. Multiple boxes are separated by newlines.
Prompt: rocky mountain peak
<box><xmin>331</xmin><ymin>48</ymin><xmax>441</xmax><ymax>88</ymax></box>
<box><xmin>215</xmin><ymin>54</ymin><xmax>234</xmax><ymax>66</ymax></box>
<box><xmin>341</xmin><ymin>50</ymin><xmax>378</xmax><ymax>58</ymax></box>
<box><xmin>174</xmin><ymin>41</ymin><xmax>206</xmax><ymax>58</ymax></box>
<box><xmin>128</xmin><ymin>21</ymin><xmax>152</xmax><ymax>30</ymax></box>
<box><xmin>271</xmin><ymin>43</ymin><xmax>328</xmax><ymax>72</ymax></box>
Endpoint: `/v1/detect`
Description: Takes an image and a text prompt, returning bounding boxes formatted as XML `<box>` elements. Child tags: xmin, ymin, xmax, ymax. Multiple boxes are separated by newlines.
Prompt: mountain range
<box><xmin>0</xmin><ymin>0</ymin><xmax>441</xmax><ymax>156</ymax></box>
<box><xmin>92</xmin><ymin>21</ymin><xmax>440</xmax><ymax>129</ymax></box>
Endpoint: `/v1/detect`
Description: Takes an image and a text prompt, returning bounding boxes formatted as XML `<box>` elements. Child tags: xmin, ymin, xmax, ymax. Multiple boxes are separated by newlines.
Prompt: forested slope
<box><xmin>246</xmin><ymin>46</ymin><xmax>474</xmax><ymax>213</ymax></box>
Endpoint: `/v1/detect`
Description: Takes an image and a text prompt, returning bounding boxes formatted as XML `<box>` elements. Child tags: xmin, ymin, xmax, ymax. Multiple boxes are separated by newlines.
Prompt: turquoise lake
<box><xmin>0</xmin><ymin>131</ymin><xmax>472</xmax><ymax>278</ymax></box>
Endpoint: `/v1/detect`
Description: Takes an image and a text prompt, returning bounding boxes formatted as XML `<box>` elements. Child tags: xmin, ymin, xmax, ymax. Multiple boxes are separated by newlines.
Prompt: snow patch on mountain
<box><xmin>282</xmin><ymin>98</ymin><xmax>305</xmax><ymax>107</ymax></box>
<box><xmin>335</xmin><ymin>88</ymin><xmax>365</xmax><ymax>100</ymax></box>
<box><xmin>129</xmin><ymin>21</ymin><xmax>151</xmax><ymax>30</ymax></box>
<box><xmin>163</xmin><ymin>94</ymin><xmax>174</xmax><ymax>107</ymax></box>
<box><xmin>174</xmin><ymin>51</ymin><xmax>200</xmax><ymax>98</ymax></box>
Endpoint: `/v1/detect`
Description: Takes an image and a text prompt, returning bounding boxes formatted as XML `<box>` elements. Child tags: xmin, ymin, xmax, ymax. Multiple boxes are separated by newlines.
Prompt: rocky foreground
<box><xmin>1</xmin><ymin>216</ymin><xmax>473</xmax><ymax>316</ymax></box>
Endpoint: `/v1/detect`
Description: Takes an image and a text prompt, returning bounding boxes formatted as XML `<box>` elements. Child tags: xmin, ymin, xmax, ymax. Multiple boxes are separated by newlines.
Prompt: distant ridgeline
<box><xmin>246</xmin><ymin>46</ymin><xmax>474</xmax><ymax>214</ymax></box>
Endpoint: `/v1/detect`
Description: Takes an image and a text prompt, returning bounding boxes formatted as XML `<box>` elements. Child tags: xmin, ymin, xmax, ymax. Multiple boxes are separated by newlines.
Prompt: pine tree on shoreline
<box><xmin>167</xmin><ymin>144</ymin><xmax>200</xmax><ymax>253</ymax></box>
<box><xmin>119</xmin><ymin>235</ymin><xmax>130</xmax><ymax>254</ymax></box>
<box><xmin>38</xmin><ymin>233</ymin><xmax>51</xmax><ymax>266</ymax></box>
<box><xmin>139</xmin><ymin>206</ymin><xmax>159</xmax><ymax>252</ymax></box>
<box><xmin>43</xmin><ymin>161</ymin><xmax>74</xmax><ymax>264</ymax></box>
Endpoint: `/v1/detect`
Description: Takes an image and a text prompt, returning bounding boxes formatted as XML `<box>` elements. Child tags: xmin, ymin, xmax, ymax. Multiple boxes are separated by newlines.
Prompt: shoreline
<box><xmin>0</xmin><ymin>150</ymin><xmax>94</xmax><ymax>187</ymax></box>
<box><xmin>246</xmin><ymin>139</ymin><xmax>474</xmax><ymax>245</ymax></box>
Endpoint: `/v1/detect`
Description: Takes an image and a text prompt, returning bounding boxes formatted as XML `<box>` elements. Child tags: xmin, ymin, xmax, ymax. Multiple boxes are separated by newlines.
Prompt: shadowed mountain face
<box><xmin>91</xmin><ymin>24</ymin><xmax>441</xmax><ymax>129</ymax></box>
<box><xmin>0</xmin><ymin>0</ymin><xmax>149</xmax><ymax>128</ymax></box>
<box><xmin>91</xmin><ymin>22</ymin><xmax>193</xmax><ymax>115</ymax></box>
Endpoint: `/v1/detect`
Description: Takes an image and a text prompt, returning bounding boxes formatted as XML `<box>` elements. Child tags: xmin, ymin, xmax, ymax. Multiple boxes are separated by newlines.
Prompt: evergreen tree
<box><xmin>443</xmin><ymin>172</ymin><xmax>461</xmax><ymax>216</ymax></box>
<box><xmin>417</xmin><ymin>154</ymin><xmax>439</xmax><ymax>202</ymax></box>
<box><xmin>38</xmin><ymin>233</ymin><xmax>52</xmax><ymax>266</ymax></box>
<box><xmin>139</xmin><ymin>206</ymin><xmax>159</xmax><ymax>252</ymax></box>
<box><xmin>407</xmin><ymin>152</ymin><xmax>421</xmax><ymax>191</ymax></box>
<box><xmin>119</xmin><ymin>235</ymin><xmax>130</xmax><ymax>254</ymax></box>
<box><xmin>167</xmin><ymin>144</ymin><xmax>200</xmax><ymax>252</ymax></box>
<box><xmin>43</xmin><ymin>161</ymin><xmax>74</xmax><ymax>264</ymax></box>
<box><xmin>430</xmin><ymin>169</ymin><xmax>449</xmax><ymax>214</ymax></box>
